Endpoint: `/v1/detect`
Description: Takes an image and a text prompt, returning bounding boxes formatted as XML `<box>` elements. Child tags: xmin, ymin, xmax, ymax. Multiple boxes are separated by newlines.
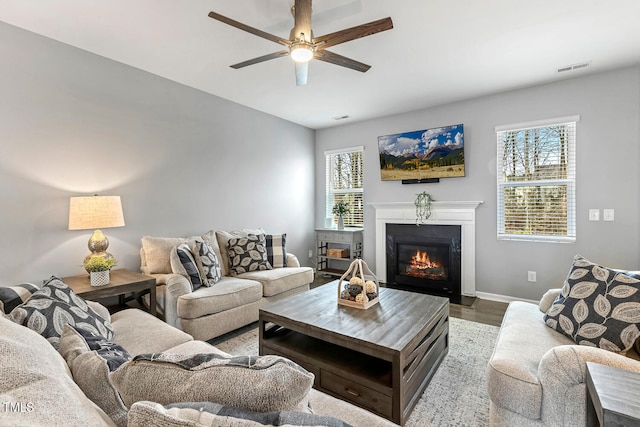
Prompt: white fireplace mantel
<box><xmin>369</xmin><ymin>201</ymin><xmax>483</xmax><ymax>297</ymax></box>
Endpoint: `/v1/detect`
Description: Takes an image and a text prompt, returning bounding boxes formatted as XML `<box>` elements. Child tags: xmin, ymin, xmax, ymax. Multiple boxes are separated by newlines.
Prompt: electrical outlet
<box><xmin>588</xmin><ymin>209</ymin><xmax>600</xmax><ymax>221</ymax></box>
<box><xmin>308</xmin><ymin>250</ymin><xmax>313</xmax><ymax>258</ymax></box>
<box><xmin>528</xmin><ymin>271</ymin><xmax>537</xmax><ymax>282</ymax></box>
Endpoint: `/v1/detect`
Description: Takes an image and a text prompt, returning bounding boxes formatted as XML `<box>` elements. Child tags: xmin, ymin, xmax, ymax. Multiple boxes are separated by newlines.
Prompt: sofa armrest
<box><xmin>538</xmin><ymin>345</ymin><xmax>640</xmax><ymax>425</ymax></box>
<box><xmin>539</xmin><ymin>288</ymin><xmax>562</xmax><ymax>313</ymax></box>
<box><xmin>152</xmin><ymin>273</ymin><xmax>192</xmax><ymax>328</ymax></box>
<box><xmin>286</xmin><ymin>253</ymin><xmax>301</xmax><ymax>268</ymax></box>
<box><xmin>86</xmin><ymin>301</ymin><xmax>111</xmax><ymax>323</ymax></box>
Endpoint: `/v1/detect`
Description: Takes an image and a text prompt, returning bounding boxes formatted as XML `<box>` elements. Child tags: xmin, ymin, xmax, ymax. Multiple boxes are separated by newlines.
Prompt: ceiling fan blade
<box><xmin>293</xmin><ymin>0</ymin><xmax>312</xmax><ymax>41</ymax></box>
<box><xmin>208</xmin><ymin>11</ymin><xmax>291</xmax><ymax>47</ymax></box>
<box><xmin>314</xmin><ymin>50</ymin><xmax>370</xmax><ymax>73</ymax></box>
<box><xmin>295</xmin><ymin>62</ymin><xmax>309</xmax><ymax>86</ymax></box>
<box><xmin>230</xmin><ymin>51</ymin><xmax>289</xmax><ymax>69</ymax></box>
<box><xmin>313</xmin><ymin>17</ymin><xmax>393</xmax><ymax>49</ymax></box>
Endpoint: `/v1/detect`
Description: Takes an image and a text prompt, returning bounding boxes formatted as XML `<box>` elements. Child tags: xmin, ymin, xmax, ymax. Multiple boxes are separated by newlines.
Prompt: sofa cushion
<box><xmin>110</xmin><ymin>352</ymin><xmax>314</xmax><ymax>413</ymax></box>
<box><xmin>215</xmin><ymin>228</ymin><xmax>265</xmax><ymax>276</ymax></box>
<box><xmin>0</xmin><ymin>283</ymin><xmax>39</xmax><ymax>314</ymax></box>
<box><xmin>266</xmin><ymin>233</ymin><xmax>287</xmax><ymax>268</ymax></box>
<box><xmin>128</xmin><ymin>401</ymin><xmax>351</xmax><ymax>427</ymax></box>
<box><xmin>227</xmin><ymin>234</ymin><xmax>272</xmax><ymax>276</ymax></box>
<box><xmin>59</xmin><ymin>325</ymin><xmax>130</xmax><ymax>427</ymax></box>
<box><xmin>176</xmin><ymin>276</ymin><xmax>263</xmax><ymax>319</ymax></box>
<box><xmin>110</xmin><ymin>308</ymin><xmax>193</xmax><ymax>356</ymax></box>
<box><xmin>141</xmin><ymin>236</ymin><xmax>186</xmax><ymax>274</ymax></box>
<box><xmin>0</xmin><ymin>315</ymin><xmax>116</xmax><ymax>426</ymax></box>
<box><xmin>8</xmin><ymin>276</ymin><xmax>114</xmax><ymax>349</ymax></box>
<box><xmin>544</xmin><ymin>255</ymin><xmax>640</xmax><ymax>353</ymax></box>
<box><xmin>191</xmin><ymin>239</ymin><xmax>222</xmax><ymax>286</ymax></box>
<box><xmin>170</xmin><ymin>243</ymin><xmax>203</xmax><ymax>291</ymax></box>
<box><xmin>239</xmin><ymin>267</ymin><xmax>314</xmax><ymax>297</ymax></box>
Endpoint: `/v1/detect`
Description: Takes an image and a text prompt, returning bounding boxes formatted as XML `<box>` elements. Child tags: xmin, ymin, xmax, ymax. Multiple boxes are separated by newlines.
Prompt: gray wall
<box><xmin>316</xmin><ymin>67</ymin><xmax>640</xmax><ymax>301</ymax></box>
<box><xmin>0</xmin><ymin>22</ymin><xmax>316</xmax><ymax>284</ymax></box>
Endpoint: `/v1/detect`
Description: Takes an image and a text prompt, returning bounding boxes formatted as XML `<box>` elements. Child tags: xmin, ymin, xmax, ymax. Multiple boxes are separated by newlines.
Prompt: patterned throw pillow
<box><xmin>8</xmin><ymin>276</ymin><xmax>115</xmax><ymax>349</ymax></box>
<box><xmin>227</xmin><ymin>234</ymin><xmax>272</xmax><ymax>276</ymax></box>
<box><xmin>265</xmin><ymin>234</ymin><xmax>287</xmax><ymax>268</ymax></box>
<box><xmin>0</xmin><ymin>283</ymin><xmax>39</xmax><ymax>314</ymax></box>
<box><xmin>192</xmin><ymin>240</ymin><xmax>222</xmax><ymax>286</ymax></box>
<box><xmin>110</xmin><ymin>353</ymin><xmax>313</xmax><ymax>413</ymax></box>
<box><xmin>170</xmin><ymin>243</ymin><xmax>203</xmax><ymax>291</ymax></box>
<box><xmin>544</xmin><ymin>255</ymin><xmax>640</xmax><ymax>353</ymax></box>
<box><xmin>59</xmin><ymin>325</ymin><xmax>130</xmax><ymax>427</ymax></box>
<box><xmin>128</xmin><ymin>401</ymin><xmax>351</xmax><ymax>427</ymax></box>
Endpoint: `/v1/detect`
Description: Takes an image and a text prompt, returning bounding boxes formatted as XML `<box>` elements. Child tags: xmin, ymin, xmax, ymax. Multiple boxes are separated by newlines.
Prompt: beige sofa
<box><xmin>1</xmin><ymin>302</ymin><xmax>396</xmax><ymax>426</ymax></box>
<box><xmin>487</xmin><ymin>288</ymin><xmax>640</xmax><ymax>426</ymax></box>
<box><xmin>140</xmin><ymin>229</ymin><xmax>314</xmax><ymax>341</ymax></box>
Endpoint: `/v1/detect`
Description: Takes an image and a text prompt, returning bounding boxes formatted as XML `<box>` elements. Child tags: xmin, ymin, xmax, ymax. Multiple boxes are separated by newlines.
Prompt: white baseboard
<box><xmin>475</xmin><ymin>291</ymin><xmax>538</xmax><ymax>305</ymax></box>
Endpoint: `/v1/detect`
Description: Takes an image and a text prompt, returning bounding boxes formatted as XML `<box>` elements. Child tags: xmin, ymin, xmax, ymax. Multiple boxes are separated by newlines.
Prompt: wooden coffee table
<box><xmin>259</xmin><ymin>281</ymin><xmax>449</xmax><ymax>425</ymax></box>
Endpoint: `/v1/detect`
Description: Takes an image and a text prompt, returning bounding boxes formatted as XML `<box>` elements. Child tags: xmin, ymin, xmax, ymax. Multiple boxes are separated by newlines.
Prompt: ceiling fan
<box><xmin>208</xmin><ymin>0</ymin><xmax>393</xmax><ymax>86</ymax></box>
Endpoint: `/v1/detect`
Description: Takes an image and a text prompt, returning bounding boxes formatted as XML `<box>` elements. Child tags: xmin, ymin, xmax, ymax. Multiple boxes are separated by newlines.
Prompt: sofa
<box><xmin>1</xmin><ymin>284</ymin><xmax>395</xmax><ymax>426</ymax></box>
<box><xmin>140</xmin><ymin>229</ymin><xmax>314</xmax><ymax>341</ymax></box>
<box><xmin>487</xmin><ymin>255</ymin><xmax>640</xmax><ymax>426</ymax></box>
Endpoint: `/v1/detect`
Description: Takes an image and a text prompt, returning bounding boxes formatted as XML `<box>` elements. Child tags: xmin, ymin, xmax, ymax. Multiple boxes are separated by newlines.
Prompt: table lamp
<box><xmin>68</xmin><ymin>195</ymin><xmax>125</xmax><ymax>272</ymax></box>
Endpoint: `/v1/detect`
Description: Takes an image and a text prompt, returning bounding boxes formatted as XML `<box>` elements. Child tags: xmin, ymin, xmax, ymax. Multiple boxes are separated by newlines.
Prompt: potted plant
<box><xmin>83</xmin><ymin>256</ymin><xmax>117</xmax><ymax>287</ymax></box>
<box><xmin>332</xmin><ymin>200</ymin><xmax>351</xmax><ymax>230</ymax></box>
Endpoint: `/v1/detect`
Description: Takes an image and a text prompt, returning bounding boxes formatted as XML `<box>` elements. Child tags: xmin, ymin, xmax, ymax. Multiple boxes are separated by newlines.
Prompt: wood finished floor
<box><xmin>313</xmin><ymin>275</ymin><xmax>508</xmax><ymax>328</ymax></box>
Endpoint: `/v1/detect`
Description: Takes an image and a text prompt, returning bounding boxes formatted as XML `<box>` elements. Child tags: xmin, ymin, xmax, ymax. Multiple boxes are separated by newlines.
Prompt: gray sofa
<box><xmin>487</xmin><ymin>288</ymin><xmax>640</xmax><ymax>426</ymax></box>
<box><xmin>140</xmin><ymin>229</ymin><xmax>314</xmax><ymax>341</ymax></box>
<box><xmin>1</xmin><ymin>302</ymin><xmax>396</xmax><ymax>426</ymax></box>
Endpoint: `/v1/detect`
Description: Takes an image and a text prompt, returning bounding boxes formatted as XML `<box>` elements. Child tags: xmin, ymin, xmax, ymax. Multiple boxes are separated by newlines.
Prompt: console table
<box><xmin>315</xmin><ymin>228</ymin><xmax>363</xmax><ymax>277</ymax></box>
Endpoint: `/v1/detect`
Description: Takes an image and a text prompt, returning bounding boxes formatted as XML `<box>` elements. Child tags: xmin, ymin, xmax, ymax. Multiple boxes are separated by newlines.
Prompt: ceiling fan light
<box><xmin>290</xmin><ymin>44</ymin><xmax>314</xmax><ymax>63</ymax></box>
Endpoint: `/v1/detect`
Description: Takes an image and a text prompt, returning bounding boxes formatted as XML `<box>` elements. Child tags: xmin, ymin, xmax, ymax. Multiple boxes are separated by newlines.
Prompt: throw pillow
<box><xmin>215</xmin><ymin>228</ymin><xmax>266</xmax><ymax>276</ymax></box>
<box><xmin>0</xmin><ymin>283</ymin><xmax>39</xmax><ymax>314</ymax></box>
<box><xmin>265</xmin><ymin>234</ymin><xmax>288</xmax><ymax>268</ymax></box>
<box><xmin>141</xmin><ymin>236</ymin><xmax>186</xmax><ymax>274</ymax></box>
<box><xmin>110</xmin><ymin>352</ymin><xmax>314</xmax><ymax>413</ymax></box>
<box><xmin>59</xmin><ymin>325</ymin><xmax>130</xmax><ymax>427</ymax></box>
<box><xmin>8</xmin><ymin>276</ymin><xmax>114</xmax><ymax>349</ymax></box>
<box><xmin>128</xmin><ymin>401</ymin><xmax>351</xmax><ymax>427</ymax></box>
<box><xmin>544</xmin><ymin>255</ymin><xmax>640</xmax><ymax>353</ymax></box>
<box><xmin>190</xmin><ymin>239</ymin><xmax>222</xmax><ymax>286</ymax></box>
<box><xmin>170</xmin><ymin>243</ymin><xmax>204</xmax><ymax>291</ymax></box>
<box><xmin>227</xmin><ymin>234</ymin><xmax>272</xmax><ymax>276</ymax></box>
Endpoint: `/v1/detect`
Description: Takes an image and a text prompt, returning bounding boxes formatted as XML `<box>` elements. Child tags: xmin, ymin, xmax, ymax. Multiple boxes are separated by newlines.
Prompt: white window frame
<box><xmin>496</xmin><ymin>115</ymin><xmax>579</xmax><ymax>243</ymax></box>
<box><xmin>325</xmin><ymin>146</ymin><xmax>364</xmax><ymax>228</ymax></box>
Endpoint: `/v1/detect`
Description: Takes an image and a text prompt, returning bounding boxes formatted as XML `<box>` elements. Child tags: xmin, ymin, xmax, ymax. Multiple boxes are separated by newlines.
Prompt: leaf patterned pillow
<box><xmin>544</xmin><ymin>255</ymin><xmax>640</xmax><ymax>353</ymax></box>
<box><xmin>227</xmin><ymin>234</ymin><xmax>272</xmax><ymax>276</ymax></box>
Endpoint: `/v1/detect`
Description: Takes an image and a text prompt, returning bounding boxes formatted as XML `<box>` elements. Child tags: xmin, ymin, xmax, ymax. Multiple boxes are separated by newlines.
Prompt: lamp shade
<box><xmin>68</xmin><ymin>196</ymin><xmax>125</xmax><ymax>230</ymax></box>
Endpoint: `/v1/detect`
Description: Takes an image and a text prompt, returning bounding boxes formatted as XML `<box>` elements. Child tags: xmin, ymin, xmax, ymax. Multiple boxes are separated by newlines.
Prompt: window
<box><xmin>496</xmin><ymin>116</ymin><xmax>579</xmax><ymax>242</ymax></box>
<box><xmin>325</xmin><ymin>146</ymin><xmax>364</xmax><ymax>227</ymax></box>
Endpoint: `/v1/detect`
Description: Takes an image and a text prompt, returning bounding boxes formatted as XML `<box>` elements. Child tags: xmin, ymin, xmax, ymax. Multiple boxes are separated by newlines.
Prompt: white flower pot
<box><xmin>90</xmin><ymin>270</ymin><xmax>110</xmax><ymax>287</ymax></box>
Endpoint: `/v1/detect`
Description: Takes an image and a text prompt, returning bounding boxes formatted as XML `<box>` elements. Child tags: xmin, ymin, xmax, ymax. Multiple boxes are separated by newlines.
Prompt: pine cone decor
<box><xmin>337</xmin><ymin>259</ymin><xmax>379</xmax><ymax>310</ymax></box>
<box><xmin>340</xmin><ymin>290</ymin><xmax>350</xmax><ymax>300</ymax></box>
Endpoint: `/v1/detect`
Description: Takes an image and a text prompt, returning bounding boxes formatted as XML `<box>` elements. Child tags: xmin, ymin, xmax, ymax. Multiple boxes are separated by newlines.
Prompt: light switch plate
<box><xmin>603</xmin><ymin>209</ymin><xmax>615</xmax><ymax>221</ymax></box>
<box><xmin>589</xmin><ymin>209</ymin><xmax>600</xmax><ymax>221</ymax></box>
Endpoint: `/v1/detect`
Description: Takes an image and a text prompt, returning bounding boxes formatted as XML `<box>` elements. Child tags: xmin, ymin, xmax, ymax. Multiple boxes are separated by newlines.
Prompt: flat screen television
<box><xmin>378</xmin><ymin>124</ymin><xmax>464</xmax><ymax>182</ymax></box>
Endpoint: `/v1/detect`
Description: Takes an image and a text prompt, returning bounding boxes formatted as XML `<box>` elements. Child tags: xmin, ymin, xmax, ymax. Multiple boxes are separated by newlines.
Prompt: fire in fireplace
<box><xmin>386</xmin><ymin>223</ymin><xmax>461</xmax><ymax>303</ymax></box>
<box><xmin>405</xmin><ymin>248</ymin><xmax>448</xmax><ymax>280</ymax></box>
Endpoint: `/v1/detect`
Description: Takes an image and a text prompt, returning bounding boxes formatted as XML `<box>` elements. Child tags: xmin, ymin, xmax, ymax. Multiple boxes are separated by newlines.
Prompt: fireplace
<box><xmin>386</xmin><ymin>223</ymin><xmax>462</xmax><ymax>303</ymax></box>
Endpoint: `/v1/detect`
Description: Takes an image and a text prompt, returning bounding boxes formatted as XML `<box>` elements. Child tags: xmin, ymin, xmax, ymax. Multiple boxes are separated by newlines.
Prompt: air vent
<box><xmin>332</xmin><ymin>115</ymin><xmax>350</xmax><ymax>121</ymax></box>
<box><xmin>557</xmin><ymin>61</ymin><xmax>591</xmax><ymax>73</ymax></box>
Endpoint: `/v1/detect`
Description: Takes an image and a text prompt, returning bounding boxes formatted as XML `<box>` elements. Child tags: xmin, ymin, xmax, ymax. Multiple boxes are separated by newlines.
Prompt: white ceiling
<box><xmin>2</xmin><ymin>1</ymin><xmax>640</xmax><ymax>129</ymax></box>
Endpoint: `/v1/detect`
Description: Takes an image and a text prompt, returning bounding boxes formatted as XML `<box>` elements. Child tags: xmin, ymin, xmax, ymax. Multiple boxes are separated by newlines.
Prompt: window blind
<box><xmin>325</xmin><ymin>146</ymin><xmax>364</xmax><ymax>227</ymax></box>
<box><xmin>496</xmin><ymin>116</ymin><xmax>579</xmax><ymax>242</ymax></box>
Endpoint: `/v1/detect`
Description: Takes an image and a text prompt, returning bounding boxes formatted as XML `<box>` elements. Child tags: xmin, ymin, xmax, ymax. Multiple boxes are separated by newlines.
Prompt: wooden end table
<box><xmin>259</xmin><ymin>281</ymin><xmax>449</xmax><ymax>425</ymax></box>
<box><xmin>61</xmin><ymin>268</ymin><xmax>157</xmax><ymax>317</ymax></box>
<box><xmin>586</xmin><ymin>361</ymin><xmax>640</xmax><ymax>426</ymax></box>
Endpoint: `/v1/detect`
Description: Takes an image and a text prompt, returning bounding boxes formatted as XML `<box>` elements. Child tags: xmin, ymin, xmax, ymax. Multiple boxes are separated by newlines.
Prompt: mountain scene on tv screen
<box><xmin>378</xmin><ymin>124</ymin><xmax>464</xmax><ymax>181</ymax></box>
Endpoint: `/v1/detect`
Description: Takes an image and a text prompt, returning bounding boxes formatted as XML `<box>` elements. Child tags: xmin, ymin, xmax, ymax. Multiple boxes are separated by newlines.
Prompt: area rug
<box><xmin>212</xmin><ymin>317</ymin><xmax>499</xmax><ymax>427</ymax></box>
